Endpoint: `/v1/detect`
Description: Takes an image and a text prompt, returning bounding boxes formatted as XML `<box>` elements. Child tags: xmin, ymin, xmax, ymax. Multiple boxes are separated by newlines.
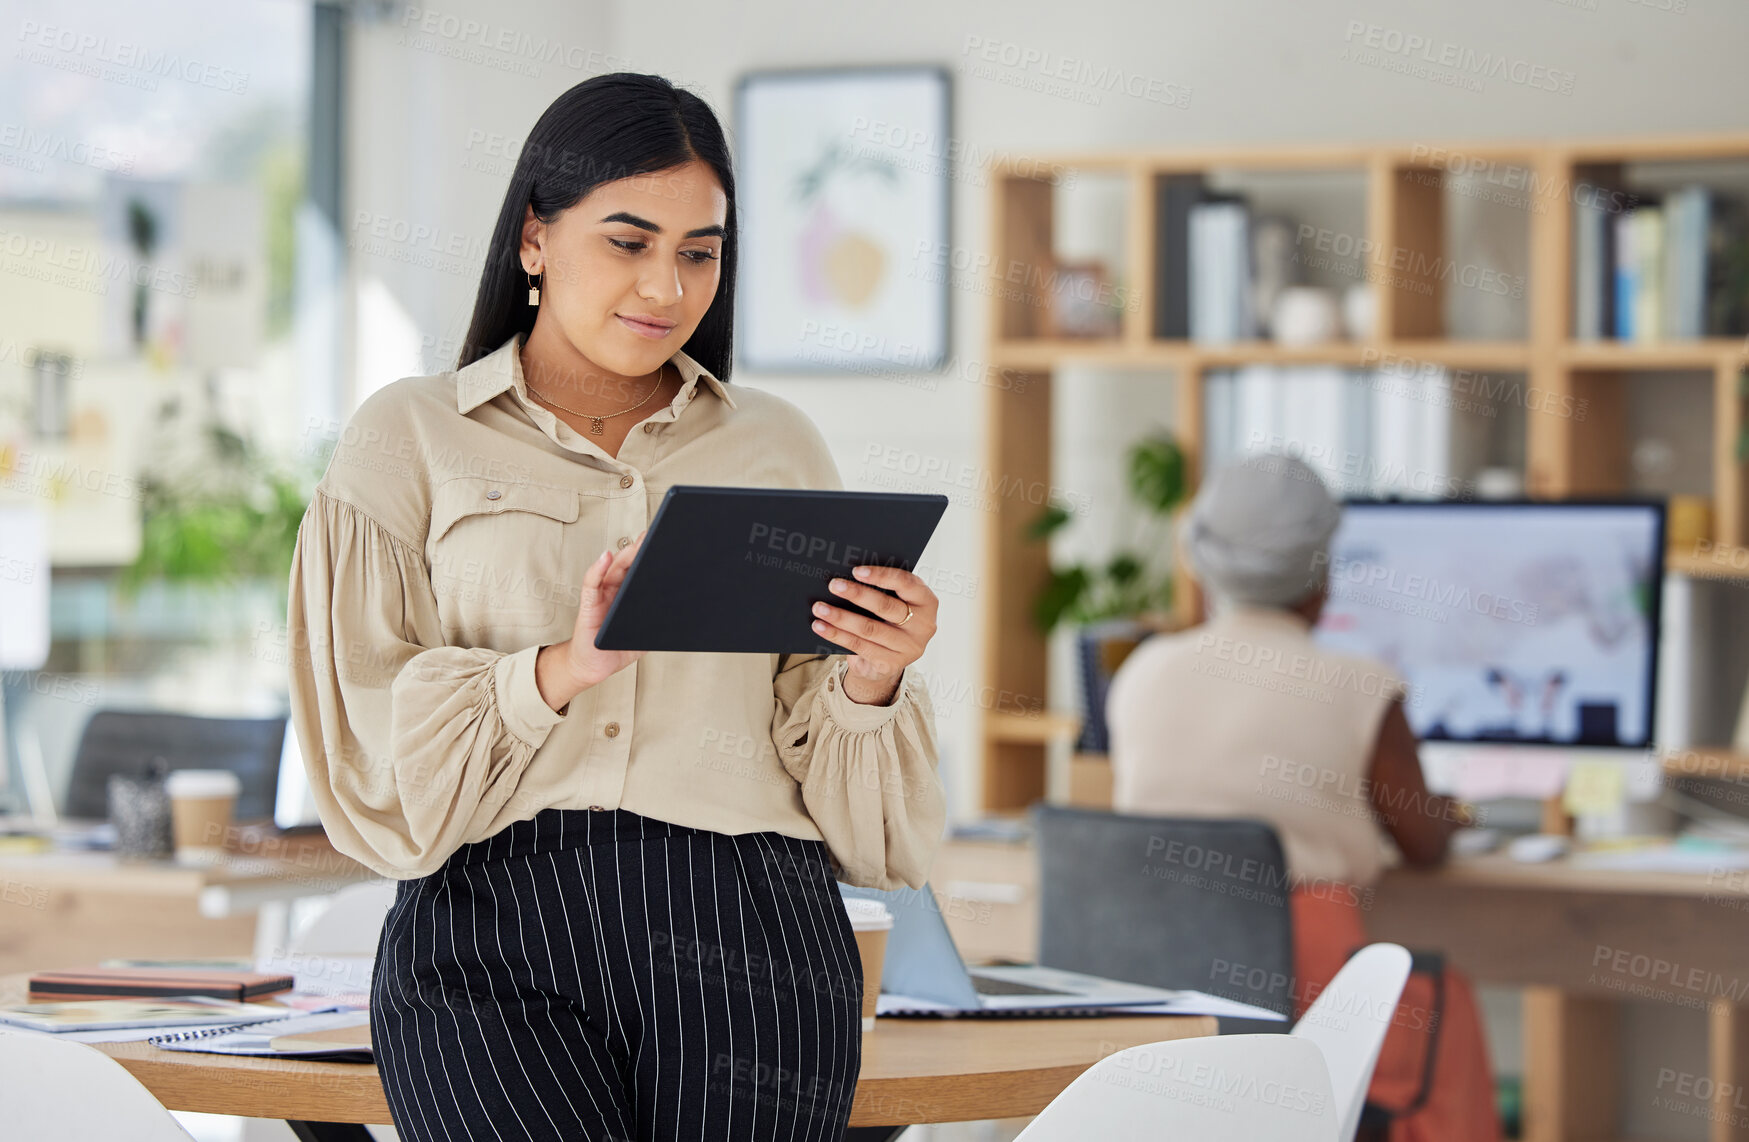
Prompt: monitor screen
<box><xmin>1311</xmin><ymin>501</ymin><xmax>1665</xmax><ymax>749</ymax></box>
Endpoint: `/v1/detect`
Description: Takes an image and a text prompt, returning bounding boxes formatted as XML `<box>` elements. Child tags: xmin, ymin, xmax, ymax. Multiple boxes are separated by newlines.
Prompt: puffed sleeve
<box><xmin>771</xmin><ymin>653</ymin><xmax>946</xmax><ymax>891</ymax></box>
<box><xmin>285</xmin><ymin>486</ymin><xmax>568</xmax><ymax>880</ymax></box>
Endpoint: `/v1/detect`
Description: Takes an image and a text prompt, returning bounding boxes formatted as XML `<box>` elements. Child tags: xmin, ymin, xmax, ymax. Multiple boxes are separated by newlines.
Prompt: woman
<box><xmin>1105</xmin><ymin>453</ymin><xmax>1501</xmax><ymax>1142</ymax></box>
<box><xmin>285</xmin><ymin>72</ymin><xmax>945</xmax><ymax>1141</ymax></box>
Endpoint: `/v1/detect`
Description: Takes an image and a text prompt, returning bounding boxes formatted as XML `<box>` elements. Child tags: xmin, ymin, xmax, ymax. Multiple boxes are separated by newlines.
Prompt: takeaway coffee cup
<box><xmin>843</xmin><ymin>897</ymin><xmax>894</xmax><ymax>1032</ymax></box>
<box><xmin>166</xmin><ymin>769</ymin><xmax>241</xmax><ymax>863</ymax></box>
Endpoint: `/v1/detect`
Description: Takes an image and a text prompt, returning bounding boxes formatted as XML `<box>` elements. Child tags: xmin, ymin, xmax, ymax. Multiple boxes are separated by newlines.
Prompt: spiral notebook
<box><xmin>148</xmin><ymin>1006</ymin><xmax>371</xmax><ymax>1061</ymax></box>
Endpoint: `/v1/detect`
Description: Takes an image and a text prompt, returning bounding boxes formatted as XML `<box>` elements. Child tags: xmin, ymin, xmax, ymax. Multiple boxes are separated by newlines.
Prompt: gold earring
<box><xmin>526</xmin><ymin>268</ymin><xmax>541</xmax><ymax>307</ymax></box>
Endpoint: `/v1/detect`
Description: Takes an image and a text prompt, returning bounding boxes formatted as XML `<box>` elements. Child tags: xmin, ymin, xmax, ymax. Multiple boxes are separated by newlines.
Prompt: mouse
<box><xmin>1507</xmin><ymin>834</ymin><xmax>1570</xmax><ymax>863</ymax></box>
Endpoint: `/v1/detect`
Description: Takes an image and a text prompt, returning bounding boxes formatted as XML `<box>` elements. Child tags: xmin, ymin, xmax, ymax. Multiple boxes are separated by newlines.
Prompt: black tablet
<box><xmin>593</xmin><ymin>485</ymin><xmax>949</xmax><ymax>654</ymax></box>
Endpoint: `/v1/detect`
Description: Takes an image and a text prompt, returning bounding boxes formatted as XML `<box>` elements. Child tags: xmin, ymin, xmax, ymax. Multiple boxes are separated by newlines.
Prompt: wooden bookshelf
<box><xmin>979</xmin><ymin>134</ymin><xmax>1749</xmax><ymax>812</ymax></box>
<box><xmin>1662</xmin><ymin>747</ymin><xmax>1749</xmax><ymax>783</ymax></box>
<box><xmin>990</xmin><ymin>338</ymin><xmax>1536</xmax><ymax>370</ymax></box>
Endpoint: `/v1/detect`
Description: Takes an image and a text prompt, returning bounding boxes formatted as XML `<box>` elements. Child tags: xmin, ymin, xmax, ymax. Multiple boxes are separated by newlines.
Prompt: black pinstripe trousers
<box><xmin>370</xmin><ymin>806</ymin><xmax>864</xmax><ymax>1142</ymax></box>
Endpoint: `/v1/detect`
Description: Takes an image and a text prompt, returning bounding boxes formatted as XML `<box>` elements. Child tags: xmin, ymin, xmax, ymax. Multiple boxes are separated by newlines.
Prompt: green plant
<box><xmin>119</xmin><ymin>420</ymin><xmax>320</xmax><ymax>601</ymax></box>
<box><xmin>1026</xmin><ymin>429</ymin><xmax>1188</xmax><ymax>634</ymax></box>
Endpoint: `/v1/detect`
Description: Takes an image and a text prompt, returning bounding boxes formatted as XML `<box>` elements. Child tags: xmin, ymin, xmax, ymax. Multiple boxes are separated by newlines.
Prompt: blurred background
<box><xmin>5</xmin><ymin>1</ymin><xmax>1749</xmax><ymax>1140</ymax></box>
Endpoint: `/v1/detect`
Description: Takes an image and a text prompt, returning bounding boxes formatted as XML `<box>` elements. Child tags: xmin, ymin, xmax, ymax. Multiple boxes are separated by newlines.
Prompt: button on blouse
<box><xmin>284</xmin><ymin>330</ymin><xmax>945</xmax><ymax>887</ymax></box>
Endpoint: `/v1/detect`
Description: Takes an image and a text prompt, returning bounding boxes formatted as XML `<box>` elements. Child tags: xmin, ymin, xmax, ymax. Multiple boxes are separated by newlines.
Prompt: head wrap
<box><xmin>1182</xmin><ymin>453</ymin><xmax>1341</xmax><ymax>608</ymax></box>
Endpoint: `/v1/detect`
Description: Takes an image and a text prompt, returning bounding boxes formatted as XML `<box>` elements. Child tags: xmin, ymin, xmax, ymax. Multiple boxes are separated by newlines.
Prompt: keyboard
<box><xmin>969</xmin><ymin>973</ymin><xmax>1073</xmax><ymax>997</ymax></box>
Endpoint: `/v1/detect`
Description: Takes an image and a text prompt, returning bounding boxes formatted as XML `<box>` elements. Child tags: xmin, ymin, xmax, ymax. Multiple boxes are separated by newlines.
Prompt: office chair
<box><xmin>0</xmin><ymin>1027</ymin><xmax>197</xmax><ymax>1140</ymax></box>
<box><xmin>1032</xmin><ymin>804</ymin><xmax>1296</xmax><ymax>1034</ymax></box>
<box><xmin>1011</xmin><ymin>1033</ymin><xmax>1338</xmax><ymax>1141</ymax></box>
<box><xmin>288</xmin><ymin>878</ymin><xmax>398</xmax><ymax>958</ymax></box>
<box><xmin>62</xmin><ymin>708</ymin><xmax>286</xmax><ymax>822</ymax></box>
<box><xmin>1292</xmin><ymin>943</ymin><xmax>1413</xmax><ymax>1142</ymax></box>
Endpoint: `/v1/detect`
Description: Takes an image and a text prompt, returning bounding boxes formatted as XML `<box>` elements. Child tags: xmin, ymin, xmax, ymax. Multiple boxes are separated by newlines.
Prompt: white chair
<box><xmin>1290</xmin><ymin>942</ymin><xmax>1414</xmax><ymax>1142</ymax></box>
<box><xmin>0</xmin><ymin>1026</ymin><xmax>197</xmax><ymax>1140</ymax></box>
<box><xmin>286</xmin><ymin>878</ymin><xmax>398</xmax><ymax>956</ymax></box>
<box><xmin>239</xmin><ymin>879</ymin><xmax>404</xmax><ymax>1142</ymax></box>
<box><xmin>1012</xmin><ymin>1033</ymin><xmax>1339</xmax><ymax>1141</ymax></box>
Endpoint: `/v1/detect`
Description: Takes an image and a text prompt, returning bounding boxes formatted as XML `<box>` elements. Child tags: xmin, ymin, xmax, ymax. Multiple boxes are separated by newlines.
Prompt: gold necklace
<box><xmin>526</xmin><ymin>363</ymin><xmax>667</xmax><ymax>435</ymax></box>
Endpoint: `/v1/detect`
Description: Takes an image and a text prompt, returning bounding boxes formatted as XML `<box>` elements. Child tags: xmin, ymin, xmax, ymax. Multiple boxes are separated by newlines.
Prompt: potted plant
<box><xmin>119</xmin><ymin>391</ymin><xmax>319</xmax><ymax>617</ymax></box>
<box><xmin>1026</xmin><ymin>428</ymin><xmax>1189</xmax><ymax>753</ymax></box>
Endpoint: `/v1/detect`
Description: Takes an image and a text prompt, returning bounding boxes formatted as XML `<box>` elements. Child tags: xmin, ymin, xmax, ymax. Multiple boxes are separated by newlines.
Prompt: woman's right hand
<box><xmin>561</xmin><ymin>528</ymin><xmax>650</xmax><ymax>688</ymax></box>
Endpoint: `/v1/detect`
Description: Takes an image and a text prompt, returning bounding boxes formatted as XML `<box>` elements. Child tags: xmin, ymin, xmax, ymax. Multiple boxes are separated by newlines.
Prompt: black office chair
<box><xmin>62</xmin><ymin>709</ymin><xmax>286</xmax><ymax>823</ymax></box>
<box><xmin>1031</xmin><ymin>804</ymin><xmax>1296</xmax><ymax>1035</ymax></box>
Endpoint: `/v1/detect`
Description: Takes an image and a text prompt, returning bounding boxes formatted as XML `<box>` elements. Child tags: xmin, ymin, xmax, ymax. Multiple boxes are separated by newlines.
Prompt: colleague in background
<box><xmin>1106</xmin><ymin>453</ymin><xmax>1501</xmax><ymax>1142</ymax></box>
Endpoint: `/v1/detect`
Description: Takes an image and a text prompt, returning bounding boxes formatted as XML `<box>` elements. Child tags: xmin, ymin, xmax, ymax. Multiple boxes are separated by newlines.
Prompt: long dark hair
<box><xmin>456</xmin><ymin>73</ymin><xmax>737</xmax><ymax>381</ymax></box>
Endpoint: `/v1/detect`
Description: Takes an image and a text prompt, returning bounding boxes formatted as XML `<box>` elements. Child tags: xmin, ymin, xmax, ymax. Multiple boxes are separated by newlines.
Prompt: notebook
<box><xmin>149</xmin><ymin>1008</ymin><xmax>371</xmax><ymax>1061</ymax></box>
<box><xmin>30</xmin><ymin>965</ymin><xmax>295</xmax><ymax>1002</ymax></box>
<box><xmin>0</xmin><ymin>997</ymin><xmax>294</xmax><ymax>1034</ymax></box>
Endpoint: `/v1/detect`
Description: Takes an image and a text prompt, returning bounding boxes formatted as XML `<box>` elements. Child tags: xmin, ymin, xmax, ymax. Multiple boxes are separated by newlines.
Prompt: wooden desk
<box><xmin>1371</xmin><ymin>852</ymin><xmax>1749</xmax><ymax>991</ymax></box>
<box><xmin>0</xmin><ymin>831</ymin><xmax>376</xmax><ymax>976</ymax></box>
<box><xmin>1370</xmin><ymin>855</ymin><xmax>1749</xmax><ymax>1142</ymax></box>
<box><xmin>0</xmin><ymin>974</ymin><xmax>1215</xmax><ymax>1137</ymax></box>
<box><xmin>928</xmin><ymin>831</ymin><xmax>1749</xmax><ymax>1142</ymax></box>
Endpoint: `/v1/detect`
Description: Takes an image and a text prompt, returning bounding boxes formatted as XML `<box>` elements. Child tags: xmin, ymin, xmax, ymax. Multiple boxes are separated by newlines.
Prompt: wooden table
<box><xmin>0</xmin><ymin>972</ymin><xmax>1215</xmax><ymax>1138</ymax></box>
<box><xmin>0</xmin><ymin>829</ymin><xmax>377</xmax><ymax>976</ymax></box>
<box><xmin>1369</xmin><ymin>854</ymin><xmax>1749</xmax><ymax>1142</ymax></box>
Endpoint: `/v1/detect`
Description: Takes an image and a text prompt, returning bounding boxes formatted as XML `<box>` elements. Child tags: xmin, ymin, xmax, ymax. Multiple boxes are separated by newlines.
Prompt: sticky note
<box><xmin>1562</xmin><ymin>759</ymin><xmax>1627</xmax><ymax>816</ymax></box>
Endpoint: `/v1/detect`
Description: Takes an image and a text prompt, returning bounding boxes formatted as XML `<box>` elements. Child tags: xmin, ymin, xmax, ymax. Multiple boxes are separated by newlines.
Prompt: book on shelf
<box><xmin>1572</xmin><ymin>190</ymin><xmax>1616</xmax><ymax>340</ymax></box>
<box><xmin>1153</xmin><ymin>173</ymin><xmax>1206</xmax><ymax>339</ymax></box>
<box><xmin>1614</xmin><ymin>201</ymin><xmax>1665</xmax><ymax>343</ymax></box>
<box><xmin>1706</xmin><ymin>195</ymin><xmax>1749</xmax><ymax>338</ymax></box>
<box><xmin>1188</xmin><ymin>195</ymin><xmax>1253</xmax><ymax>343</ymax></box>
<box><xmin>1592</xmin><ymin>185</ymin><xmax>1748</xmax><ymax>342</ymax></box>
<box><xmin>1663</xmin><ymin>185</ymin><xmax>1711</xmax><ymax>340</ymax></box>
<box><xmin>1202</xmin><ymin>364</ymin><xmax>1463</xmax><ymax>497</ymax></box>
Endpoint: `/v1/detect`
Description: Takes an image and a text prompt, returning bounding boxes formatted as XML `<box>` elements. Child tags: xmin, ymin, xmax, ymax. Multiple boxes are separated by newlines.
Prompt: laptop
<box><xmin>839</xmin><ymin>881</ymin><xmax>1186</xmax><ymax>1016</ymax></box>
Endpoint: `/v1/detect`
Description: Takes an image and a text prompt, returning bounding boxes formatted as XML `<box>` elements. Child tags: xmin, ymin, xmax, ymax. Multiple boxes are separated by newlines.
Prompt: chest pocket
<box><xmin>427</xmin><ymin>476</ymin><xmax>581</xmax><ymax>629</ymax></box>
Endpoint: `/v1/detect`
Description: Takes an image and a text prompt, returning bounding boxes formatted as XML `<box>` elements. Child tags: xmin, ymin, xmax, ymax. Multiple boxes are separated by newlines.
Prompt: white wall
<box><xmin>344</xmin><ymin>0</ymin><xmax>619</xmax><ymax>393</ymax></box>
<box><xmin>344</xmin><ymin>0</ymin><xmax>1749</xmax><ymax>822</ymax></box>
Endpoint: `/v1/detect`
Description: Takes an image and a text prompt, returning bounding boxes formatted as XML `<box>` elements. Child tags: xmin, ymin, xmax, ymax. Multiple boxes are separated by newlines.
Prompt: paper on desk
<box><xmin>29</xmin><ymin>1004</ymin><xmax>303</xmax><ymax>1045</ymax></box>
<box><xmin>876</xmin><ymin>989</ymin><xmax>1284</xmax><ymax>1021</ymax></box>
<box><xmin>1567</xmin><ymin>844</ymin><xmax>1749</xmax><ymax>873</ymax></box>
<box><xmin>1091</xmin><ymin>991</ymin><xmax>1287</xmax><ymax>1021</ymax></box>
<box><xmin>52</xmin><ymin>1019</ymin><xmax>282</xmax><ymax>1044</ymax></box>
<box><xmin>28</xmin><ymin>957</ymin><xmax>370</xmax><ymax>1042</ymax></box>
<box><xmin>154</xmin><ymin>1009</ymin><xmax>369</xmax><ymax>1057</ymax></box>
<box><xmin>255</xmin><ymin>951</ymin><xmax>374</xmax><ymax>998</ymax></box>
<box><xmin>1562</xmin><ymin>759</ymin><xmax>1627</xmax><ymax>816</ymax></box>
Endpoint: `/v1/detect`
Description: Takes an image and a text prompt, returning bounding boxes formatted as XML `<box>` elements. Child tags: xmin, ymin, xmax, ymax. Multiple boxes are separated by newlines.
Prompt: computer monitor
<box><xmin>1311</xmin><ymin>500</ymin><xmax>1665</xmax><ymax>750</ymax></box>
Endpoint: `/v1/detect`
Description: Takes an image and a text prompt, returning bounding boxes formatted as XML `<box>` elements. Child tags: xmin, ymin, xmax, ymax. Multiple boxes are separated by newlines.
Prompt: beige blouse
<box><xmin>1105</xmin><ymin>605</ymin><xmax>1405</xmax><ymax>887</ymax></box>
<box><xmin>285</xmin><ymin>330</ymin><xmax>945</xmax><ymax>888</ymax></box>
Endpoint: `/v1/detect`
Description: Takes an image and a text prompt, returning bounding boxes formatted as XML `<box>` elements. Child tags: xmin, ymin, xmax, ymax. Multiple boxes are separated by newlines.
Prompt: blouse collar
<box><xmin>455</xmin><ymin>330</ymin><xmax>738</xmax><ymax>415</ymax></box>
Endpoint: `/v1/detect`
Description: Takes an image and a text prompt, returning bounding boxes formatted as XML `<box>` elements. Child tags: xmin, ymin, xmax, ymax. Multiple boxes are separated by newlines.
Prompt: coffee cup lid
<box><xmin>842</xmin><ymin>897</ymin><xmax>893</xmax><ymax>931</ymax></box>
<box><xmin>166</xmin><ymin>769</ymin><xmax>242</xmax><ymax>797</ymax></box>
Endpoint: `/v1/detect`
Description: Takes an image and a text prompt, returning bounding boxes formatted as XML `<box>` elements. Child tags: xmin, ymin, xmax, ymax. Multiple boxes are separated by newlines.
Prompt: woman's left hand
<box><xmin>811</xmin><ymin>565</ymin><xmax>938</xmax><ymax>706</ymax></box>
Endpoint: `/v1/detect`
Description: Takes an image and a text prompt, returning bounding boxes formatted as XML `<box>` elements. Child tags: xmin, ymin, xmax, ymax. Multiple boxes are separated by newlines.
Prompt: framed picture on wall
<box><xmin>734</xmin><ymin>65</ymin><xmax>950</xmax><ymax>373</ymax></box>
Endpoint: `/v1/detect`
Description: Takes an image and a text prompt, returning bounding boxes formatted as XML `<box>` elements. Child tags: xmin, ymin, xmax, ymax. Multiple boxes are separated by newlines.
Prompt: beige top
<box><xmin>285</xmin><ymin>331</ymin><xmax>945</xmax><ymax>887</ymax></box>
<box><xmin>1104</xmin><ymin>605</ymin><xmax>1405</xmax><ymax>887</ymax></box>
